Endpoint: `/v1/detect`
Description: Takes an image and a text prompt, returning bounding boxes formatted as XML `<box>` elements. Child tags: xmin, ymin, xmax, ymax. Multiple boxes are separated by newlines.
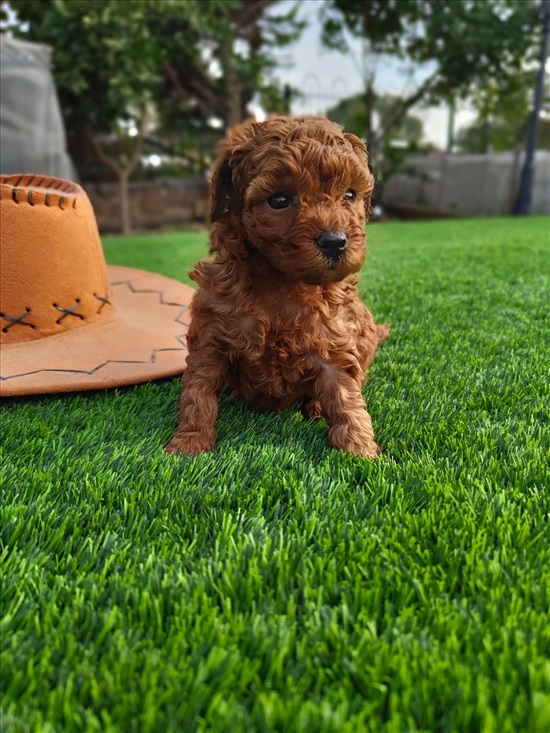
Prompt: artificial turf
<box><xmin>2</xmin><ymin>217</ymin><xmax>549</xmax><ymax>733</ymax></box>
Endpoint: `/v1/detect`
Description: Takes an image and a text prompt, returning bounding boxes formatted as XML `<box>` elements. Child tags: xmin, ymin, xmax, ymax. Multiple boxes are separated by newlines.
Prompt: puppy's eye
<box><xmin>268</xmin><ymin>193</ymin><xmax>291</xmax><ymax>210</ymax></box>
<box><xmin>344</xmin><ymin>189</ymin><xmax>356</xmax><ymax>202</ymax></box>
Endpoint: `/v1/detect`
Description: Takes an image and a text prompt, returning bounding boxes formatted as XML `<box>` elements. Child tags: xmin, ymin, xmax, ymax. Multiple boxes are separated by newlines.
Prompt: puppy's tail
<box><xmin>376</xmin><ymin>323</ymin><xmax>391</xmax><ymax>344</ymax></box>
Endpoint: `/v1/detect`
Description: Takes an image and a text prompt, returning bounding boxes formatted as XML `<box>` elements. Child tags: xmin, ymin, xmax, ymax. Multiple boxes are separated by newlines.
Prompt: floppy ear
<box><xmin>210</xmin><ymin>150</ymin><xmax>234</xmax><ymax>222</ymax></box>
<box><xmin>344</xmin><ymin>132</ymin><xmax>375</xmax><ymax>218</ymax></box>
<box><xmin>210</xmin><ymin>120</ymin><xmax>265</xmax><ymax>223</ymax></box>
<box><xmin>344</xmin><ymin>132</ymin><xmax>369</xmax><ymax>164</ymax></box>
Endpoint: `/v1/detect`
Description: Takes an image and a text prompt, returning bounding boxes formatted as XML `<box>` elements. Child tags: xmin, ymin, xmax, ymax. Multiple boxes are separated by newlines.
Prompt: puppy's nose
<box><xmin>316</xmin><ymin>231</ymin><xmax>348</xmax><ymax>260</ymax></box>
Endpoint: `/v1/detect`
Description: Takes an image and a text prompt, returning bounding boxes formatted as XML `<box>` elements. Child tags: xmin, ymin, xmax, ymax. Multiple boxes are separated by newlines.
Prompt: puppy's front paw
<box><xmin>356</xmin><ymin>440</ymin><xmax>381</xmax><ymax>459</ymax></box>
<box><xmin>302</xmin><ymin>398</ymin><xmax>323</xmax><ymax>420</ymax></box>
<box><xmin>329</xmin><ymin>431</ymin><xmax>381</xmax><ymax>459</ymax></box>
<box><xmin>165</xmin><ymin>431</ymin><xmax>215</xmax><ymax>455</ymax></box>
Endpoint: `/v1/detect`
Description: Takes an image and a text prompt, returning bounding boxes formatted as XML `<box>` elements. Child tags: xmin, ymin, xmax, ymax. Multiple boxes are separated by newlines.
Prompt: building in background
<box><xmin>1</xmin><ymin>35</ymin><xmax>76</xmax><ymax>179</ymax></box>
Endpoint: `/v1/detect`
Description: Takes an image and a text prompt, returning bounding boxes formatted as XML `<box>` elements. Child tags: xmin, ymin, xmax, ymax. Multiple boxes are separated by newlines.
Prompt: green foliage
<box><xmin>327</xmin><ymin>93</ymin><xmax>424</xmax><ymax>146</ymax></box>
<box><xmin>6</xmin><ymin>0</ymin><xmax>191</xmax><ymax>132</ymax></box>
<box><xmin>322</xmin><ymin>0</ymin><xmax>542</xmax><ymax>160</ymax></box>
<box><xmin>456</xmin><ymin>68</ymin><xmax>550</xmax><ymax>153</ymax></box>
<box><xmin>154</xmin><ymin>0</ymin><xmax>304</xmax><ymax>132</ymax></box>
<box><xmin>4</xmin><ymin>0</ymin><xmax>304</xmax><ymax>179</ymax></box>
<box><xmin>327</xmin><ymin>93</ymin><xmax>431</xmax><ymax>183</ymax></box>
<box><xmin>3</xmin><ymin>218</ymin><xmax>550</xmax><ymax>732</ymax></box>
<box><xmin>323</xmin><ymin>0</ymin><xmax>540</xmax><ymax>99</ymax></box>
<box><xmin>322</xmin><ymin>0</ymin><xmax>424</xmax><ymax>53</ymax></box>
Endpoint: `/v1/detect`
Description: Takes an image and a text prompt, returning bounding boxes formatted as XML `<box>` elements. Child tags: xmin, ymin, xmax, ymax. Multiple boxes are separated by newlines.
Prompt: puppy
<box><xmin>166</xmin><ymin>116</ymin><xmax>389</xmax><ymax>458</ymax></box>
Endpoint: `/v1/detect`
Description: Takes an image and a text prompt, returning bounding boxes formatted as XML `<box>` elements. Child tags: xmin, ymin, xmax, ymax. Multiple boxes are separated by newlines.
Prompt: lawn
<box><xmin>2</xmin><ymin>217</ymin><xmax>549</xmax><ymax>733</ymax></box>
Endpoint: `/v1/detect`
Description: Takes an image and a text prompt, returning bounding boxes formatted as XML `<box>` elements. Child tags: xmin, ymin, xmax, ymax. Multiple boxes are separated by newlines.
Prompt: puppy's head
<box><xmin>210</xmin><ymin>116</ymin><xmax>374</xmax><ymax>285</ymax></box>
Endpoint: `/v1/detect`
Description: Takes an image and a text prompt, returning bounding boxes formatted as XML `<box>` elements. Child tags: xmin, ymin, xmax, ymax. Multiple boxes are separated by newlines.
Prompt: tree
<box><xmin>3</xmin><ymin>0</ymin><xmax>303</xmax><ymax>232</ymax></box>
<box><xmin>156</xmin><ymin>0</ymin><xmax>303</xmax><ymax>132</ymax></box>
<box><xmin>327</xmin><ymin>92</ymin><xmax>429</xmax><ymax>204</ymax></box>
<box><xmin>321</xmin><ymin>0</ymin><xmax>541</xmax><ymax>163</ymax></box>
<box><xmin>455</xmin><ymin>61</ymin><xmax>550</xmax><ymax>154</ymax></box>
<box><xmin>327</xmin><ymin>92</ymin><xmax>426</xmax><ymax>170</ymax></box>
<box><xmin>3</xmin><ymin>0</ymin><xmax>199</xmax><ymax>232</ymax></box>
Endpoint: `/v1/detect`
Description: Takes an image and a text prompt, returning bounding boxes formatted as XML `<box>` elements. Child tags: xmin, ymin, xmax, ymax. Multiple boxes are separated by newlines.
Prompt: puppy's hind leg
<box><xmin>165</xmin><ymin>348</ymin><xmax>227</xmax><ymax>455</ymax></box>
<box><xmin>376</xmin><ymin>323</ymin><xmax>391</xmax><ymax>344</ymax></box>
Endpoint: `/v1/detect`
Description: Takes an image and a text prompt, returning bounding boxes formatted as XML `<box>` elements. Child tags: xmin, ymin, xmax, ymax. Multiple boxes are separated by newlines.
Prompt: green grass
<box><xmin>2</xmin><ymin>217</ymin><xmax>549</xmax><ymax>733</ymax></box>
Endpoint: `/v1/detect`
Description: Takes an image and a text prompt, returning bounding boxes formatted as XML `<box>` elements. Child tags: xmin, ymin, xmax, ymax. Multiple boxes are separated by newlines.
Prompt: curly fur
<box><xmin>166</xmin><ymin>116</ymin><xmax>389</xmax><ymax>458</ymax></box>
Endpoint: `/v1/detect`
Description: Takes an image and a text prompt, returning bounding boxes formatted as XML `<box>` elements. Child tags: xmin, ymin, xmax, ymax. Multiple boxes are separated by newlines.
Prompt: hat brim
<box><xmin>0</xmin><ymin>265</ymin><xmax>194</xmax><ymax>396</ymax></box>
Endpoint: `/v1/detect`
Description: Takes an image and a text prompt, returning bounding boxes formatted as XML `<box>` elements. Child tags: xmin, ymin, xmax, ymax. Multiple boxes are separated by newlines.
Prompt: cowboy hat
<box><xmin>0</xmin><ymin>174</ymin><xmax>194</xmax><ymax>396</ymax></box>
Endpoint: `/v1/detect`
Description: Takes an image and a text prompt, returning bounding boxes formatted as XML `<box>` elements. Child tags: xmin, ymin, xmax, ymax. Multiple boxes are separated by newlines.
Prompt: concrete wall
<box><xmin>382</xmin><ymin>151</ymin><xmax>550</xmax><ymax>217</ymax></box>
<box><xmin>85</xmin><ymin>177</ymin><xmax>209</xmax><ymax>233</ymax></box>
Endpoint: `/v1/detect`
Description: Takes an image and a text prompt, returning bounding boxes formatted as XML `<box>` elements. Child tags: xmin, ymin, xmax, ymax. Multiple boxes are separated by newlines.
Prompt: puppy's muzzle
<box><xmin>316</xmin><ymin>231</ymin><xmax>348</xmax><ymax>261</ymax></box>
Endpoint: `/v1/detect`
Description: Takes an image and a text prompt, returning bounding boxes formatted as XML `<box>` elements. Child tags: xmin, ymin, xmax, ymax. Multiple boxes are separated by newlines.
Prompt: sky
<box><xmin>267</xmin><ymin>0</ymin><xmax>477</xmax><ymax>149</ymax></box>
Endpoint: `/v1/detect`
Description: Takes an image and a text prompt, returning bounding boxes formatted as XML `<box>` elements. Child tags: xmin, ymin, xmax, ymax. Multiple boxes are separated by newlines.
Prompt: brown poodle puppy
<box><xmin>166</xmin><ymin>116</ymin><xmax>389</xmax><ymax>458</ymax></box>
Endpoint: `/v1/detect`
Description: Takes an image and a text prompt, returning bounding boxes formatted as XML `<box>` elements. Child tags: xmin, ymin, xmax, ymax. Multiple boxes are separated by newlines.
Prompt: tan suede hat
<box><xmin>0</xmin><ymin>174</ymin><xmax>194</xmax><ymax>396</ymax></box>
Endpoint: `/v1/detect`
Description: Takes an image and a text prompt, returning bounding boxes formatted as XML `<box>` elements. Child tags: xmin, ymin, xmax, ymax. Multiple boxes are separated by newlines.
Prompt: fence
<box><xmin>85</xmin><ymin>178</ymin><xmax>209</xmax><ymax>233</ymax></box>
<box><xmin>382</xmin><ymin>150</ymin><xmax>550</xmax><ymax>218</ymax></box>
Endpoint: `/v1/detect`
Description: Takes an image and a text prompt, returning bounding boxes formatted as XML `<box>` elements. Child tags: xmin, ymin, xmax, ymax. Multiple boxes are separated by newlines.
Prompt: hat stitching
<box><xmin>94</xmin><ymin>293</ymin><xmax>111</xmax><ymax>312</ymax></box>
<box><xmin>175</xmin><ymin>308</ymin><xmax>190</xmax><ymax>326</ymax></box>
<box><xmin>1</xmin><ymin>291</ymin><xmax>188</xmax><ymax>335</ymax></box>
<box><xmin>0</xmin><ymin>298</ymin><xmax>114</xmax><ymax>335</ymax></box>
<box><xmin>2</xmin><ymin>177</ymin><xmax>80</xmax><ymax>209</ymax></box>
<box><xmin>2</xmin><ymin>177</ymin><xmax>194</xmax><ymax>394</ymax></box>
<box><xmin>92</xmin><ymin>283</ymin><xmax>189</xmax><ymax>325</ymax></box>
<box><xmin>54</xmin><ymin>300</ymin><xmax>84</xmax><ymax>324</ymax></box>
<box><xmin>111</xmin><ymin>279</ymin><xmax>193</xmax><ymax>311</ymax></box>
<box><xmin>1</xmin><ymin>308</ymin><xmax>34</xmax><ymax>332</ymax></box>
<box><xmin>0</xmin><ymin>344</ymin><xmax>188</xmax><ymax>381</ymax></box>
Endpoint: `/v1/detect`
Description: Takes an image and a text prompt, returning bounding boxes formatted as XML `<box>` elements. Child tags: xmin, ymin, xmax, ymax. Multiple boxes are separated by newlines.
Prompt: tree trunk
<box><xmin>371</xmin><ymin>71</ymin><xmax>439</xmax><ymax>161</ymax></box>
<box><xmin>220</xmin><ymin>38</ymin><xmax>242</xmax><ymax>129</ymax></box>
<box><xmin>119</xmin><ymin>169</ymin><xmax>131</xmax><ymax>235</ymax></box>
<box><xmin>88</xmin><ymin>127</ymin><xmax>145</xmax><ymax>235</ymax></box>
<box><xmin>364</xmin><ymin>82</ymin><xmax>376</xmax><ymax>160</ymax></box>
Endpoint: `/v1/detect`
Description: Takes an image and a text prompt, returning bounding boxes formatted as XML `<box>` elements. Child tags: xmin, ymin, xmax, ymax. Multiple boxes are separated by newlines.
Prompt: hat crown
<box><xmin>0</xmin><ymin>175</ymin><xmax>113</xmax><ymax>345</ymax></box>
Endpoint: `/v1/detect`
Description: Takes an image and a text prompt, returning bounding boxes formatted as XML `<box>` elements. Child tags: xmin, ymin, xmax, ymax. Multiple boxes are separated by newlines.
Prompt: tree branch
<box><xmin>86</xmin><ymin>109</ymin><xmax>146</xmax><ymax>178</ymax></box>
<box><xmin>229</xmin><ymin>0</ymin><xmax>277</xmax><ymax>29</ymax></box>
<box><xmin>165</xmin><ymin>62</ymin><xmax>224</xmax><ymax>114</ymax></box>
<box><xmin>87</xmin><ymin>131</ymin><xmax>123</xmax><ymax>176</ymax></box>
<box><xmin>125</xmin><ymin>108</ymin><xmax>147</xmax><ymax>176</ymax></box>
<box><xmin>374</xmin><ymin>71</ymin><xmax>440</xmax><ymax>146</ymax></box>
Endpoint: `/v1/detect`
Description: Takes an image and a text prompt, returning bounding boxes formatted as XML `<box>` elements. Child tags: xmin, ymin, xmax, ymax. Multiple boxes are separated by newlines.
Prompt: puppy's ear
<box><xmin>344</xmin><ymin>133</ymin><xmax>375</xmax><ymax>218</ymax></box>
<box><xmin>210</xmin><ymin>120</ymin><xmax>264</xmax><ymax>222</ymax></box>
<box><xmin>344</xmin><ymin>132</ymin><xmax>368</xmax><ymax>164</ymax></box>
<box><xmin>210</xmin><ymin>151</ymin><xmax>234</xmax><ymax>222</ymax></box>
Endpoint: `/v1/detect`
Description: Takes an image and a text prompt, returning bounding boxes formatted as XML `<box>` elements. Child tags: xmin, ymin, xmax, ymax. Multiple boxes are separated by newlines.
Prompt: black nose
<box><xmin>316</xmin><ymin>231</ymin><xmax>348</xmax><ymax>260</ymax></box>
